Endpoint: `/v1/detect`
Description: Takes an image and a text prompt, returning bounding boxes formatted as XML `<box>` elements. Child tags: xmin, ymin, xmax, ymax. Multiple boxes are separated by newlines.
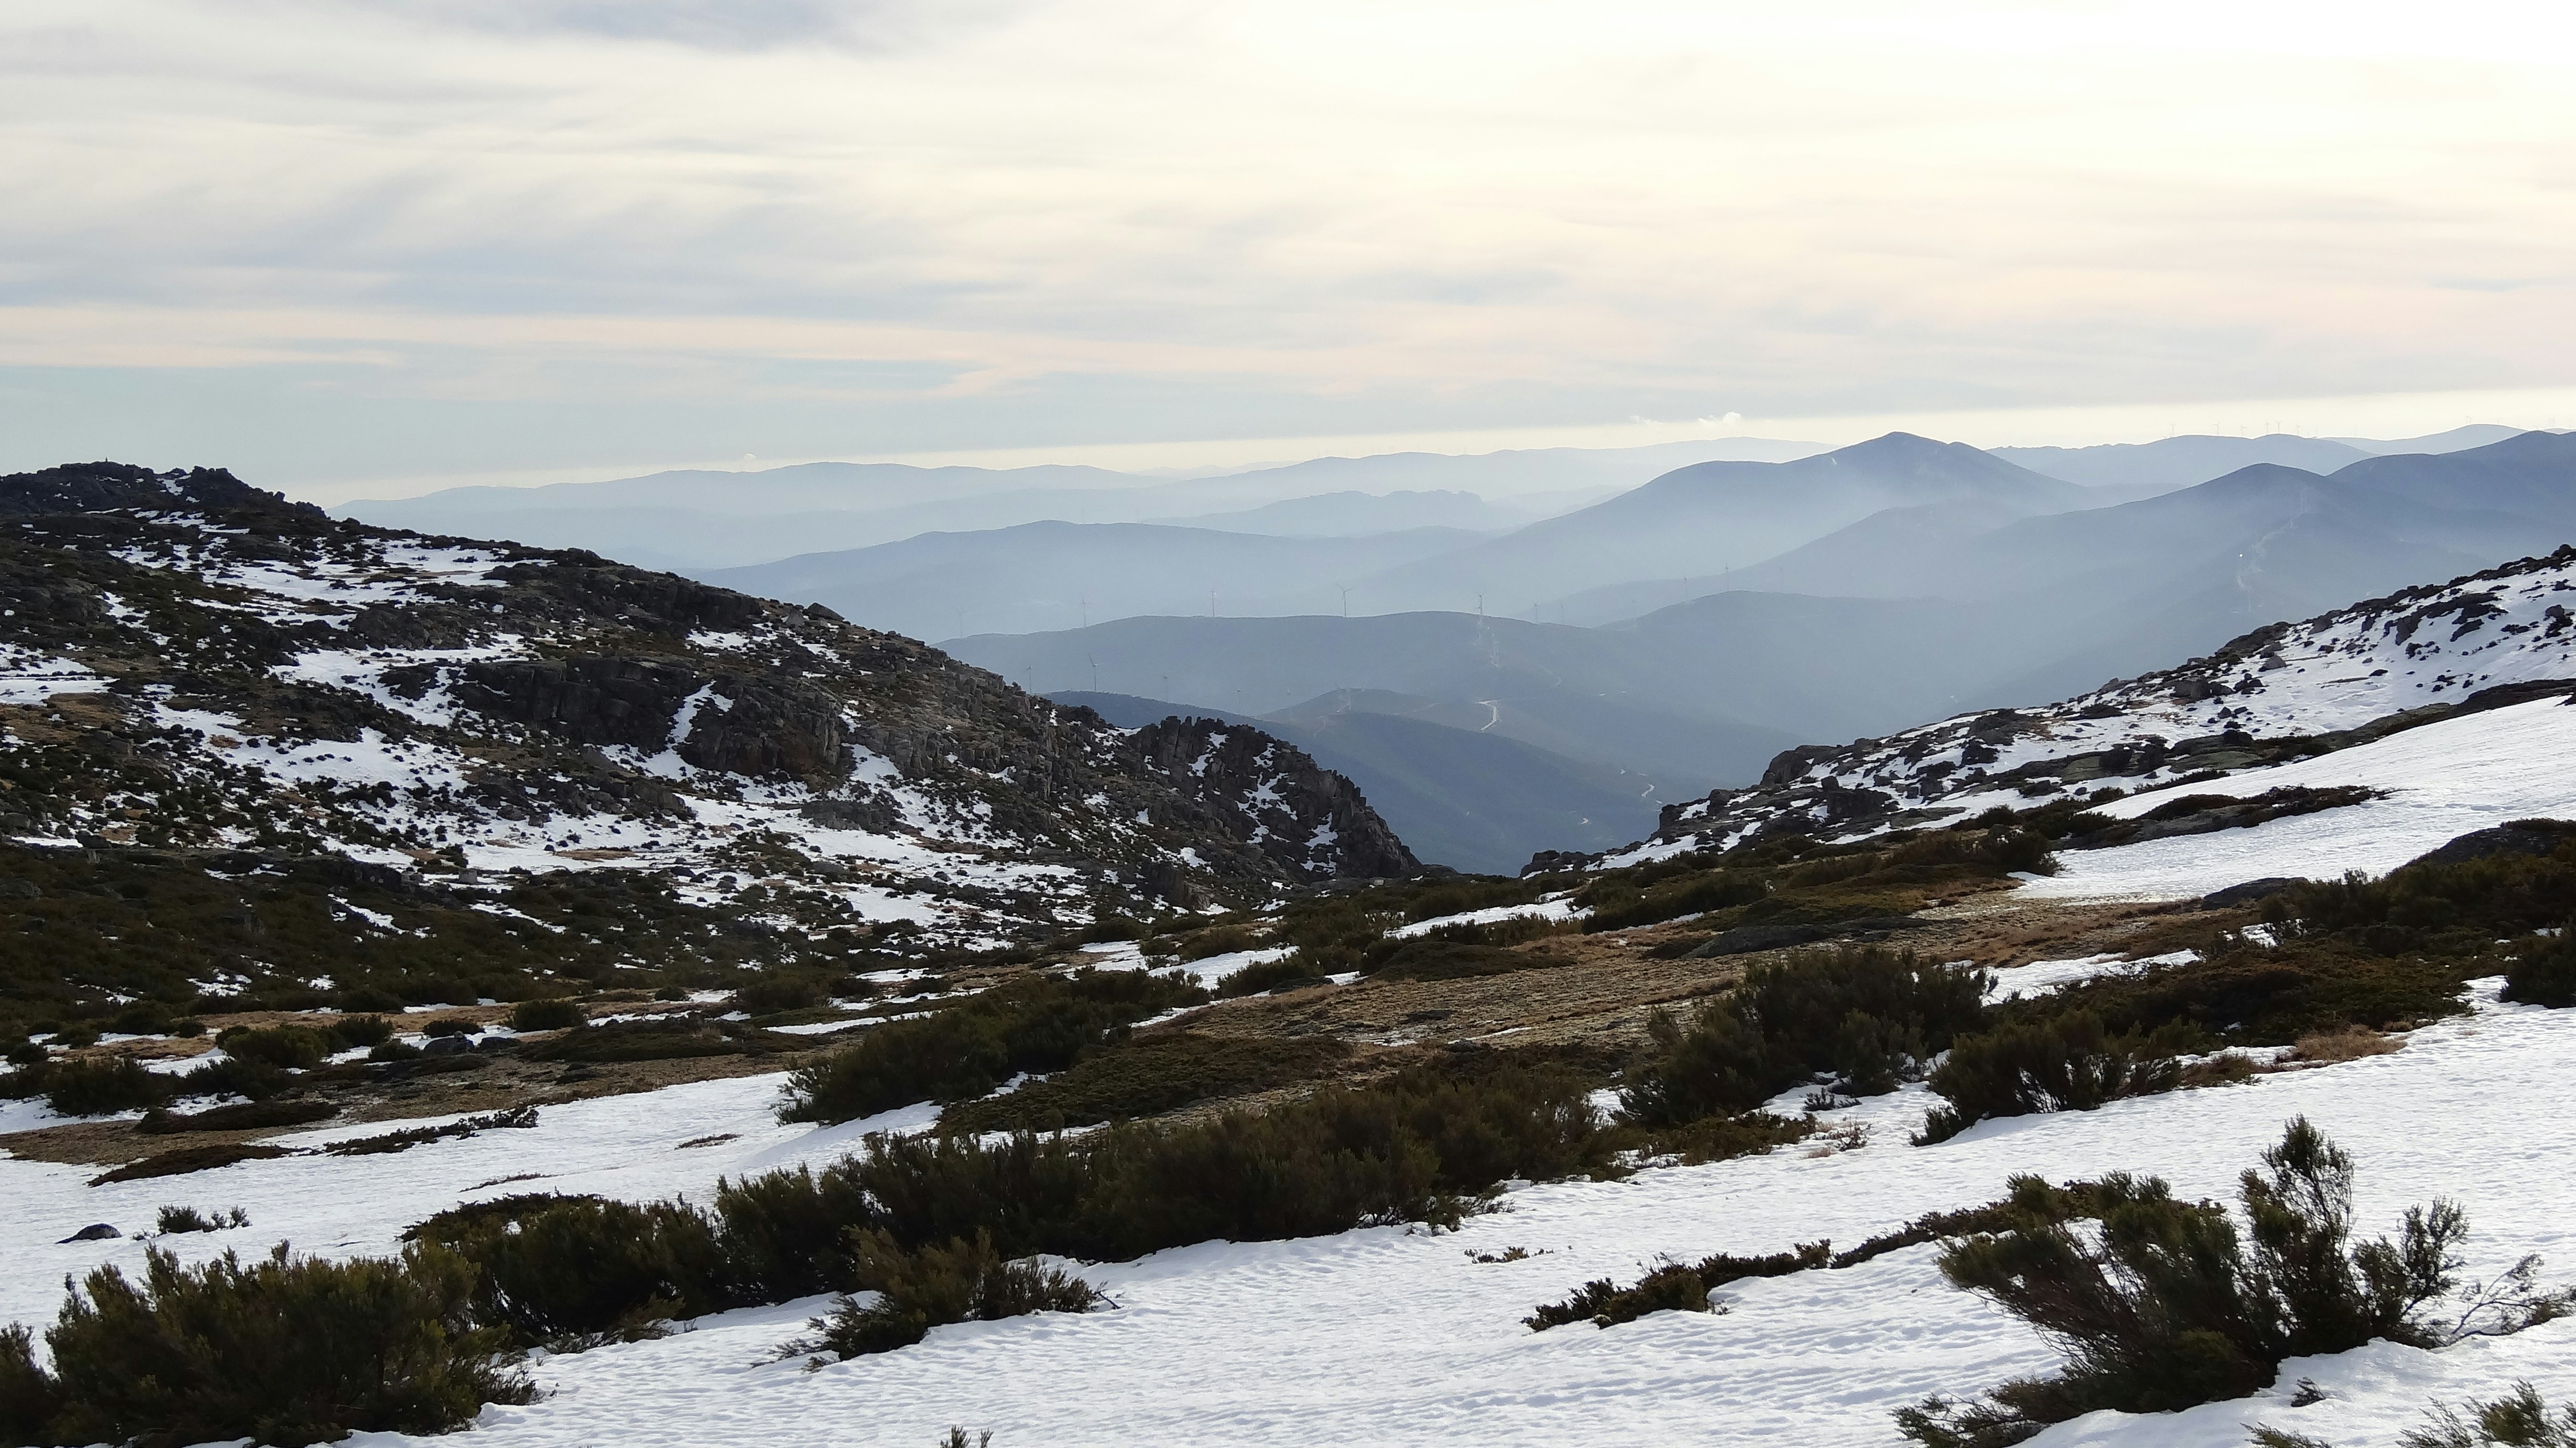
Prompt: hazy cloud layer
<box><xmin>4</xmin><ymin>0</ymin><xmax>2574</xmax><ymax>488</ymax></box>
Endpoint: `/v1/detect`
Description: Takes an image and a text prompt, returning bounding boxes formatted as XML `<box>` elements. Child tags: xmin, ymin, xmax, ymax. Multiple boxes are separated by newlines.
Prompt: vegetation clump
<box><xmin>153</xmin><ymin>1204</ymin><xmax>250</xmax><ymax>1234</ymax></box>
<box><xmin>1525</xmin><ymin>1242</ymin><xmax>1830</xmax><ymax>1330</ymax></box>
<box><xmin>1619</xmin><ymin>947</ymin><xmax>1988</xmax><ymax>1124</ymax></box>
<box><xmin>1915</xmin><ymin>1012</ymin><xmax>2203</xmax><ymax>1144</ymax></box>
<box><xmin>2397</xmin><ymin>1382</ymin><xmax>2576</xmax><ymax>1447</ymax></box>
<box><xmin>1895</xmin><ymin>1119</ymin><xmax>2571</xmax><ymax>1447</ymax></box>
<box><xmin>939</xmin><ymin>1033</ymin><xmax>1352</xmax><ymax>1132</ymax></box>
<box><xmin>507</xmin><ymin>997</ymin><xmax>585</xmax><ymax>1031</ymax></box>
<box><xmin>780</xmin><ymin>969</ymin><xmax>1207</xmax><ymax>1124</ymax></box>
<box><xmin>0</xmin><ymin>1243</ymin><xmax>528</xmax><ymax>1447</ymax></box>
<box><xmin>804</xmin><ymin>1230</ymin><xmax>1104</xmax><ymax>1358</ymax></box>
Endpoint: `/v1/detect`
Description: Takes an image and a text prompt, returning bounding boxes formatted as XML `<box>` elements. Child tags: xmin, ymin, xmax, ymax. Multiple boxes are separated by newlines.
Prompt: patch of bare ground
<box><xmin>1168</xmin><ymin>891</ymin><xmax>2226</xmax><ymax>1071</ymax></box>
<box><xmin>1</xmin><ymin>1039</ymin><xmax>801</xmax><ymax>1169</ymax></box>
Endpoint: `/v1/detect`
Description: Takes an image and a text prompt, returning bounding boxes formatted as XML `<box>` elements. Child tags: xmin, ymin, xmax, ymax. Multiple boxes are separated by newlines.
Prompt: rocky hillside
<box><xmin>1577</xmin><ymin>546</ymin><xmax>2576</xmax><ymax>866</ymax></box>
<box><xmin>0</xmin><ymin>462</ymin><xmax>1414</xmax><ymax>1012</ymax></box>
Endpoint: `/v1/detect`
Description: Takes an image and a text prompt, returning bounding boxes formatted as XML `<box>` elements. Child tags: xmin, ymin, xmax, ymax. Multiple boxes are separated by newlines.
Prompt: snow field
<box><xmin>2024</xmin><ymin>696</ymin><xmax>2576</xmax><ymax>901</ymax></box>
<box><xmin>7</xmin><ymin>983</ymin><xmax>2565</xmax><ymax>1446</ymax></box>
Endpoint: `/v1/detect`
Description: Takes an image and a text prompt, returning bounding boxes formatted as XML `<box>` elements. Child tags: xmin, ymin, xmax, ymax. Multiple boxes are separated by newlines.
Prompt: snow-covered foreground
<box><xmin>2025</xmin><ymin>695</ymin><xmax>2576</xmax><ymax>901</ymax></box>
<box><xmin>12</xmin><ymin>982</ymin><xmax>2567</xmax><ymax>1447</ymax></box>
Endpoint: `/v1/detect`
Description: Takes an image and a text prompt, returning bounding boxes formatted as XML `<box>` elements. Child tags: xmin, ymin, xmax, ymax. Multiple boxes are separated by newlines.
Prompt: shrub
<box><xmin>1176</xmin><ymin>924</ymin><xmax>1259</xmax><ymax>961</ymax></box>
<box><xmin>2503</xmin><ymin>927</ymin><xmax>2576</xmax><ymax>1009</ymax></box>
<box><xmin>22</xmin><ymin>1243</ymin><xmax>527</xmax><ymax>1447</ymax></box>
<box><xmin>733</xmin><ymin>976</ymin><xmax>826</xmax><ymax>1015</ymax></box>
<box><xmin>39</xmin><ymin>1056</ymin><xmax>174</xmax><ymax>1116</ymax></box>
<box><xmin>327</xmin><ymin>1014</ymin><xmax>396</xmax><ymax>1050</ymax></box>
<box><xmin>154</xmin><ymin>1205</ymin><xmax>249</xmax><ymax>1234</ymax></box>
<box><xmin>1580</xmin><ymin>868</ymin><xmax>1769</xmax><ymax>933</ymax></box>
<box><xmin>2399</xmin><ymin>1382</ymin><xmax>2576</xmax><ymax>1447</ymax></box>
<box><xmin>940</xmin><ymin>1033</ymin><xmax>1352</xmax><ymax>1132</ymax></box>
<box><xmin>1213</xmin><ymin>953</ymin><xmax>1320</xmax><ymax>997</ymax></box>
<box><xmin>369</xmin><ymin>1039</ymin><xmax>422</xmax><ymax>1062</ymax></box>
<box><xmin>213</xmin><ymin>1025</ymin><xmax>328</xmax><ymax>1070</ymax></box>
<box><xmin>136</xmin><ymin>1096</ymin><xmax>337</xmax><ymax>1134</ymax></box>
<box><xmin>807</xmin><ymin>1230</ymin><xmax>1103</xmax><ymax>1357</ymax></box>
<box><xmin>1619</xmin><ymin>948</ymin><xmax>1989</xmax><ymax>1125</ymax></box>
<box><xmin>420</xmin><ymin>1017</ymin><xmax>478</xmax><ymax>1039</ymax></box>
<box><xmin>519</xmin><ymin>1019</ymin><xmax>766</xmax><ymax>1064</ymax></box>
<box><xmin>1895</xmin><ymin>1119</ymin><xmax>2571</xmax><ymax>1446</ymax></box>
<box><xmin>107</xmin><ymin>1001</ymin><xmax>175</xmax><ymax>1035</ymax></box>
<box><xmin>2022</xmin><ymin>944</ymin><xmax>2470</xmax><ymax>1045</ymax></box>
<box><xmin>88</xmin><ymin>1143</ymin><xmax>295</xmax><ymax>1185</ymax></box>
<box><xmin>1526</xmin><ymin>1242</ymin><xmax>1829</xmax><ymax>1330</ymax></box>
<box><xmin>710</xmin><ymin>1165</ymin><xmax>878</xmax><ymax>1301</ymax></box>
<box><xmin>337</xmin><ymin>984</ymin><xmax>405</xmax><ymax>1013</ymax></box>
<box><xmin>416</xmin><ymin>1196</ymin><xmax>729</xmax><ymax>1344</ymax></box>
<box><xmin>507</xmin><ymin>998</ymin><xmax>585</xmax><ymax>1032</ymax></box>
<box><xmin>781</xmin><ymin>970</ymin><xmax>1208</xmax><ymax>1124</ymax></box>
<box><xmin>1916</xmin><ymin>1012</ymin><xmax>2198</xmax><ymax>1144</ymax></box>
<box><xmin>172</xmin><ymin>1053</ymin><xmax>290</xmax><ymax>1102</ymax></box>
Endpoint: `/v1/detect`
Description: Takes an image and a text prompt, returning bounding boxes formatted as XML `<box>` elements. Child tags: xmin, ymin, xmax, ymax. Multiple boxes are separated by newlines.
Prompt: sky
<box><xmin>5</xmin><ymin>0</ymin><xmax>2575</xmax><ymax>501</ymax></box>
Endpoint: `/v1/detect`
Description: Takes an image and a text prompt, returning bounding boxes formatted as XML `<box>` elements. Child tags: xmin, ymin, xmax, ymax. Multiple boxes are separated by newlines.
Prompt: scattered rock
<box><xmin>2200</xmin><ymin>877</ymin><xmax>2304</xmax><ymax>909</ymax></box>
<box><xmin>58</xmin><ymin>1222</ymin><xmax>121</xmax><ymax>1243</ymax></box>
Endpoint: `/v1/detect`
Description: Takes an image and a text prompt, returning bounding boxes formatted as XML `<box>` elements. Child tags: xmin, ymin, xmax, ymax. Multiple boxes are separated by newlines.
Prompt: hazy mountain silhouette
<box><xmin>1344</xmin><ymin>433</ymin><xmax>2089</xmax><ymax>617</ymax></box>
<box><xmin>704</xmin><ymin>522</ymin><xmax>1487</xmax><ymax>640</ymax></box>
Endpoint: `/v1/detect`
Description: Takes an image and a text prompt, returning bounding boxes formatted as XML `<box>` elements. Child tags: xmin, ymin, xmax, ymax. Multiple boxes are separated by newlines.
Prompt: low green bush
<box><xmin>214</xmin><ymin>1025</ymin><xmax>328</xmax><ymax>1070</ymax></box>
<box><xmin>35</xmin><ymin>1056</ymin><xmax>174</xmax><ymax>1117</ymax></box>
<box><xmin>519</xmin><ymin>1019</ymin><xmax>769</xmax><ymax>1064</ymax></box>
<box><xmin>781</xmin><ymin>969</ymin><xmax>1208</xmax><ymax>1124</ymax></box>
<box><xmin>2397</xmin><ymin>1382</ymin><xmax>2576</xmax><ymax>1447</ymax></box>
<box><xmin>326</xmin><ymin>1014</ymin><xmax>396</xmax><ymax>1050</ymax></box>
<box><xmin>2018</xmin><ymin>945</ymin><xmax>2469</xmax><ymax>1044</ymax></box>
<box><xmin>1526</xmin><ymin>1242</ymin><xmax>1829</xmax><ymax>1330</ymax></box>
<box><xmin>807</xmin><ymin>1230</ymin><xmax>1103</xmax><ymax>1357</ymax></box>
<box><xmin>12</xmin><ymin>1243</ymin><xmax>528</xmax><ymax>1447</ymax></box>
<box><xmin>1176</xmin><ymin>924</ymin><xmax>1259</xmax><ymax>961</ymax></box>
<box><xmin>2503</xmin><ymin>928</ymin><xmax>2576</xmax><ymax>1009</ymax></box>
<box><xmin>507</xmin><ymin>998</ymin><xmax>585</xmax><ymax>1032</ymax></box>
<box><xmin>88</xmin><ymin>1143</ymin><xmax>294</xmax><ymax>1185</ymax></box>
<box><xmin>415</xmin><ymin>1195</ymin><xmax>730</xmax><ymax>1345</ymax></box>
<box><xmin>1916</xmin><ymin>1012</ymin><xmax>2198</xmax><ymax>1144</ymax></box>
<box><xmin>940</xmin><ymin>1033</ymin><xmax>1352</xmax><ymax>1132</ymax></box>
<box><xmin>1619</xmin><ymin>948</ymin><xmax>1989</xmax><ymax>1125</ymax></box>
<box><xmin>733</xmin><ymin>976</ymin><xmax>826</xmax><ymax>1015</ymax></box>
<box><xmin>154</xmin><ymin>1204</ymin><xmax>249</xmax><ymax>1234</ymax></box>
<box><xmin>1896</xmin><ymin>1119</ymin><xmax>2572</xmax><ymax>1447</ymax></box>
<box><xmin>1213</xmin><ymin>954</ymin><xmax>1318</xmax><ymax>997</ymax></box>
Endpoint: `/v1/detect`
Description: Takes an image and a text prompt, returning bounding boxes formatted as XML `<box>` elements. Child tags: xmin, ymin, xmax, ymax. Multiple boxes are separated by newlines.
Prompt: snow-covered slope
<box><xmin>8</xmin><ymin>981</ymin><xmax>2569</xmax><ymax>1447</ymax></box>
<box><xmin>1611</xmin><ymin>546</ymin><xmax>2576</xmax><ymax>868</ymax></box>
<box><xmin>0</xmin><ymin>463</ymin><xmax>1416</xmax><ymax>985</ymax></box>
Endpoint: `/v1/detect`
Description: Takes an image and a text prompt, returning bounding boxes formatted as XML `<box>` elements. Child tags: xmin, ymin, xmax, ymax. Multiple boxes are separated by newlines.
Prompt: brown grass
<box><xmin>2281</xmin><ymin>1025</ymin><xmax>2406</xmax><ymax>1067</ymax></box>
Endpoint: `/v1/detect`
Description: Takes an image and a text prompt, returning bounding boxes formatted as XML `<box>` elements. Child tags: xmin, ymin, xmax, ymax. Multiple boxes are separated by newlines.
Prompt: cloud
<box><xmin>2</xmin><ymin>0</ymin><xmax>2573</xmax><ymax>488</ymax></box>
<box><xmin>340</xmin><ymin>0</ymin><xmax>954</xmax><ymax>50</ymax></box>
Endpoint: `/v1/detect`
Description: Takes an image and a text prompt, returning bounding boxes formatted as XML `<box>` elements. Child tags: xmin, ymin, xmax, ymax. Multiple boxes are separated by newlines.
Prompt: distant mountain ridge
<box><xmin>1599</xmin><ymin>543</ymin><xmax>2576</xmax><ymax>866</ymax></box>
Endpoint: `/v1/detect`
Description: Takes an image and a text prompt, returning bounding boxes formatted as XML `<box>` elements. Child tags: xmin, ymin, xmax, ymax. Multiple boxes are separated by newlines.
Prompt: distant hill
<box><xmin>337</xmin><ymin>438</ymin><xmax>1819</xmax><ymax>573</ymax></box>
<box><xmin>957</xmin><ymin>432</ymin><xmax>2576</xmax><ymax>788</ymax></box>
<box><xmin>705</xmin><ymin>522</ymin><xmax>1485</xmax><ymax>639</ymax></box>
<box><xmin>1149</xmin><ymin>490</ymin><xmax>1531</xmax><ymax>537</ymax></box>
<box><xmin>954</xmin><ymin>612</ymin><xmax>1797</xmax><ymax>790</ymax></box>
<box><xmin>1347</xmin><ymin>433</ymin><xmax>2090</xmax><ymax>617</ymax></box>
<box><xmin>1053</xmin><ymin>690</ymin><xmax>1665</xmax><ymax>873</ymax></box>
<box><xmin>1990</xmin><ymin>434</ymin><xmax>2375</xmax><ymax>501</ymax></box>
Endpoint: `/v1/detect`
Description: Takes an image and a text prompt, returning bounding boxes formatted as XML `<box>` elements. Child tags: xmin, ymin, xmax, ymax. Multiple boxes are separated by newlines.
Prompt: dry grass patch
<box><xmin>2279</xmin><ymin>1024</ymin><xmax>2406</xmax><ymax>1068</ymax></box>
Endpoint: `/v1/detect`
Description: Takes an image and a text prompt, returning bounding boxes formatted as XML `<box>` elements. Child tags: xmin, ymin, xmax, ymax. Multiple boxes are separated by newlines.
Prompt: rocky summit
<box><xmin>0</xmin><ymin>461</ymin><xmax>1414</xmax><ymax>1013</ymax></box>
